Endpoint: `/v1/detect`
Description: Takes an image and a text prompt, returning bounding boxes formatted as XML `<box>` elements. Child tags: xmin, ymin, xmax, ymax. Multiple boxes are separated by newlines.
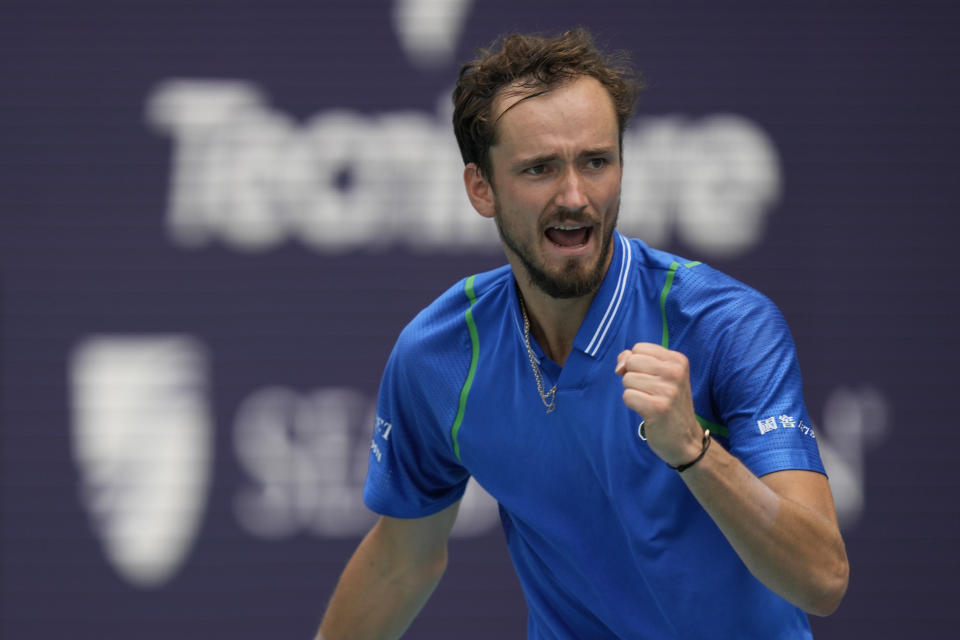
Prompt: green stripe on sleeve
<box><xmin>451</xmin><ymin>275</ymin><xmax>480</xmax><ymax>462</ymax></box>
<box><xmin>696</xmin><ymin>414</ymin><xmax>729</xmax><ymax>438</ymax></box>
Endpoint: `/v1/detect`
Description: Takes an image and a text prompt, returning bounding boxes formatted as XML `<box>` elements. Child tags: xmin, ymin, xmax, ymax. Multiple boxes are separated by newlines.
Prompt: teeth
<box><xmin>552</xmin><ymin>225</ymin><xmax>585</xmax><ymax>230</ymax></box>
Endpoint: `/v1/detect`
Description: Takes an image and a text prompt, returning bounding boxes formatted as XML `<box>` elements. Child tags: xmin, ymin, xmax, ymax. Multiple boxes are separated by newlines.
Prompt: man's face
<box><xmin>485</xmin><ymin>75</ymin><xmax>623</xmax><ymax>299</ymax></box>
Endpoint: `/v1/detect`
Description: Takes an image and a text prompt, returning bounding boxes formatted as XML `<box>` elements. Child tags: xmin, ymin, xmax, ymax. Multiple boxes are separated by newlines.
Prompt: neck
<box><xmin>517</xmin><ymin>282</ymin><xmax>595</xmax><ymax>367</ymax></box>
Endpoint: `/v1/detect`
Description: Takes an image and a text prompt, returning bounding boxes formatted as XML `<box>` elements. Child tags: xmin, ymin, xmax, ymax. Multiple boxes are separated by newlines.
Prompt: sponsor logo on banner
<box><xmin>70</xmin><ymin>336</ymin><xmax>213</xmax><ymax>588</ymax></box>
<box><xmin>817</xmin><ymin>386</ymin><xmax>891</xmax><ymax>529</ymax></box>
<box><xmin>232</xmin><ymin>387</ymin><xmax>499</xmax><ymax>539</ymax></box>
<box><xmin>147</xmin><ymin>83</ymin><xmax>780</xmax><ymax>258</ymax></box>
<box><xmin>392</xmin><ymin>0</ymin><xmax>474</xmax><ymax>68</ymax></box>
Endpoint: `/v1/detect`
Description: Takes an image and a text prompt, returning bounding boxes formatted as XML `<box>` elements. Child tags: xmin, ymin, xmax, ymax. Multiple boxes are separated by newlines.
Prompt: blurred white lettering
<box><xmin>147</xmin><ymin>80</ymin><xmax>781</xmax><ymax>258</ymax></box>
<box><xmin>233</xmin><ymin>386</ymin><xmax>499</xmax><ymax>538</ymax></box>
<box><xmin>622</xmin><ymin>115</ymin><xmax>781</xmax><ymax>257</ymax></box>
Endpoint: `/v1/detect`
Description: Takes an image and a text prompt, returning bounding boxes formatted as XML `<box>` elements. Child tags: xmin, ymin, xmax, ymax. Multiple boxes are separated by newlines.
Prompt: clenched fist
<box><xmin>615</xmin><ymin>343</ymin><xmax>705</xmax><ymax>467</ymax></box>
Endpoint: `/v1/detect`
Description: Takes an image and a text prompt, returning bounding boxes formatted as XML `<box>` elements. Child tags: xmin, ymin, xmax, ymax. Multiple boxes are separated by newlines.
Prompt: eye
<box><xmin>586</xmin><ymin>157</ymin><xmax>608</xmax><ymax>170</ymax></box>
<box><xmin>524</xmin><ymin>164</ymin><xmax>547</xmax><ymax>176</ymax></box>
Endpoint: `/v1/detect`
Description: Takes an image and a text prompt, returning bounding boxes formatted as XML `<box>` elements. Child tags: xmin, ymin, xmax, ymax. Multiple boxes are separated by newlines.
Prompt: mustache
<box><xmin>540</xmin><ymin>206</ymin><xmax>595</xmax><ymax>229</ymax></box>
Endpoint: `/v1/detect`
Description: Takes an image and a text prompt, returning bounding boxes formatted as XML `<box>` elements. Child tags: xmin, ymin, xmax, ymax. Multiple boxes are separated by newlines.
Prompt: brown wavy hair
<box><xmin>453</xmin><ymin>28</ymin><xmax>642</xmax><ymax>179</ymax></box>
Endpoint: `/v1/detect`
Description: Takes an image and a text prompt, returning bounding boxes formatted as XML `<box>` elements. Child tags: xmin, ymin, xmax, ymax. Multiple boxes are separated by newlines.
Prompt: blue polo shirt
<box><xmin>364</xmin><ymin>231</ymin><xmax>824</xmax><ymax>639</ymax></box>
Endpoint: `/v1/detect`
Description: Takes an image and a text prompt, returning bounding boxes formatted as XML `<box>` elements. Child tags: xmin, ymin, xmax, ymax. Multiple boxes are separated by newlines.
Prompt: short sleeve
<box><xmin>710</xmin><ymin>292</ymin><xmax>825</xmax><ymax>478</ymax></box>
<box><xmin>362</xmin><ymin>318</ymin><xmax>471</xmax><ymax>518</ymax></box>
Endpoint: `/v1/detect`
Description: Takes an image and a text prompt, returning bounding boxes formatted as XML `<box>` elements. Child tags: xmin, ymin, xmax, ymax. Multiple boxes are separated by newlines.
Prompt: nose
<box><xmin>555</xmin><ymin>168</ymin><xmax>589</xmax><ymax>211</ymax></box>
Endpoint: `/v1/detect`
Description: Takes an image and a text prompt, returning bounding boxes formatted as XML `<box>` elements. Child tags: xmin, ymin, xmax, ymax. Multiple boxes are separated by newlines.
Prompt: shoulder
<box><xmin>628</xmin><ymin>238</ymin><xmax>779</xmax><ymax>320</ymax></box>
<box><xmin>390</xmin><ymin>264</ymin><xmax>513</xmax><ymax>374</ymax></box>
<box><xmin>621</xmin><ymin>237</ymin><xmax>788</xmax><ymax>361</ymax></box>
<box><xmin>376</xmin><ymin>265</ymin><xmax>512</xmax><ymax>446</ymax></box>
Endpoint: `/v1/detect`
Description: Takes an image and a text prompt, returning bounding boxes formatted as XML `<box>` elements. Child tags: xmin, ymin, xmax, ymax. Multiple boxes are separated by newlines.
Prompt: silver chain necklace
<box><xmin>518</xmin><ymin>295</ymin><xmax>558</xmax><ymax>413</ymax></box>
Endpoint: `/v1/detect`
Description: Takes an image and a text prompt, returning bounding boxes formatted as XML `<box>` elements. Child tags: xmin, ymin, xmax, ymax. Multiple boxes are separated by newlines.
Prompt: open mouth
<box><xmin>545</xmin><ymin>224</ymin><xmax>592</xmax><ymax>248</ymax></box>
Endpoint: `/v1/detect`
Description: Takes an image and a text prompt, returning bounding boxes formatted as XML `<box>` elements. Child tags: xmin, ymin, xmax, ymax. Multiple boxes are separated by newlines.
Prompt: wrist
<box><xmin>668</xmin><ymin>430</ymin><xmax>711</xmax><ymax>472</ymax></box>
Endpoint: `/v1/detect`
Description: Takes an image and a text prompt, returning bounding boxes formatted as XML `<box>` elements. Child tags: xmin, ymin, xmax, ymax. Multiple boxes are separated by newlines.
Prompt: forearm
<box><xmin>617</xmin><ymin>344</ymin><xmax>848</xmax><ymax>614</ymax></box>
<box><xmin>319</xmin><ymin>522</ymin><xmax>448</xmax><ymax>640</ymax></box>
<box><xmin>680</xmin><ymin>444</ymin><xmax>849</xmax><ymax>615</ymax></box>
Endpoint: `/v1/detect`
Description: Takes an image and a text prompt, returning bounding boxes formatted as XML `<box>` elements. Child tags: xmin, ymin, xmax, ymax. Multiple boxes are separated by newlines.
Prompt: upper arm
<box><xmin>318</xmin><ymin>502</ymin><xmax>461</xmax><ymax>640</ymax></box>
<box><xmin>761</xmin><ymin>470</ymin><xmax>839</xmax><ymax>528</ymax></box>
<box><xmin>704</xmin><ymin>290</ymin><xmax>824</xmax><ymax>478</ymax></box>
<box><xmin>364</xmin><ymin>313</ymin><xmax>472</xmax><ymax>518</ymax></box>
<box><xmin>373</xmin><ymin>500</ymin><xmax>462</xmax><ymax>567</ymax></box>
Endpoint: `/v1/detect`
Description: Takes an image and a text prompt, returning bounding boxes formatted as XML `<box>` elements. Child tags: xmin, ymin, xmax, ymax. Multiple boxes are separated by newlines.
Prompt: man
<box><xmin>318</xmin><ymin>29</ymin><xmax>848</xmax><ymax>639</ymax></box>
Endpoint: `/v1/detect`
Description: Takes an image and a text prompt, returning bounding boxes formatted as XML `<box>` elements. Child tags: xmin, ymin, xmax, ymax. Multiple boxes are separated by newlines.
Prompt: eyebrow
<box><xmin>512</xmin><ymin>147</ymin><xmax>617</xmax><ymax>170</ymax></box>
<box><xmin>512</xmin><ymin>153</ymin><xmax>557</xmax><ymax>170</ymax></box>
<box><xmin>579</xmin><ymin>146</ymin><xmax>618</xmax><ymax>158</ymax></box>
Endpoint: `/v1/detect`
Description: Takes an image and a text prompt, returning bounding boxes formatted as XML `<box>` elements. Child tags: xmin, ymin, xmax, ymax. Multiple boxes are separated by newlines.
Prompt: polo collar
<box><xmin>508</xmin><ymin>230</ymin><xmax>634</xmax><ymax>362</ymax></box>
<box><xmin>574</xmin><ymin>230</ymin><xmax>633</xmax><ymax>358</ymax></box>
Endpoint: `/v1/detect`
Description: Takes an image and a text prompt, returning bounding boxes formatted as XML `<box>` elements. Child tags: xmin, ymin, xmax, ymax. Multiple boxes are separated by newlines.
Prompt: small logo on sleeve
<box><xmin>370</xmin><ymin>415</ymin><xmax>394</xmax><ymax>463</ymax></box>
<box><xmin>757</xmin><ymin>415</ymin><xmax>815</xmax><ymax>438</ymax></box>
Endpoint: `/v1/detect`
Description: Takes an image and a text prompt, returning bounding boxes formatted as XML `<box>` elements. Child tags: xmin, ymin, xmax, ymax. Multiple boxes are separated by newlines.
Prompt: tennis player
<box><xmin>317</xmin><ymin>28</ymin><xmax>848</xmax><ymax>639</ymax></box>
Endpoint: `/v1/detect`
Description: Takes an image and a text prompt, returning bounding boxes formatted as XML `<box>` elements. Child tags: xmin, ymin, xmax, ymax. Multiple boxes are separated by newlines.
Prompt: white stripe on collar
<box><xmin>584</xmin><ymin>234</ymin><xmax>632</xmax><ymax>357</ymax></box>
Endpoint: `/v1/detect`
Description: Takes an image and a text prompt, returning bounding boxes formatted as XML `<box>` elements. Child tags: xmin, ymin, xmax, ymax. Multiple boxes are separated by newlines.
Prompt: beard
<box><xmin>494</xmin><ymin>205</ymin><xmax>618</xmax><ymax>299</ymax></box>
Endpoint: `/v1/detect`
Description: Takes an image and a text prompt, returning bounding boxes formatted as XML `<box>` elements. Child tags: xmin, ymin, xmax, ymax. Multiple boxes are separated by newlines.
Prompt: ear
<box><xmin>463</xmin><ymin>162</ymin><xmax>496</xmax><ymax>219</ymax></box>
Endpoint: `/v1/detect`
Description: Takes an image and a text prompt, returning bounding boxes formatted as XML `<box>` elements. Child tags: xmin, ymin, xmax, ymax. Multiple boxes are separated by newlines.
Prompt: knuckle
<box><xmin>667</xmin><ymin>359</ymin><xmax>686</xmax><ymax>380</ymax></box>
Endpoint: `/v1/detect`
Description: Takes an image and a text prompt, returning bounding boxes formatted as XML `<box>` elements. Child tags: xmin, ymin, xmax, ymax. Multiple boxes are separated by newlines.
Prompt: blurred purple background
<box><xmin>2</xmin><ymin>0</ymin><xmax>958</xmax><ymax>637</ymax></box>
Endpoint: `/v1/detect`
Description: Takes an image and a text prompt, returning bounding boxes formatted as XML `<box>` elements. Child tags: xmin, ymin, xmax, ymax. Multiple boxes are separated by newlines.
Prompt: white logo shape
<box><xmin>71</xmin><ymin>335</ymin><xmax>213</xmax><ymax>588</ymax></box>
<box><xmin>637</xmin><ymin>420</ymin><xmax>647</xmax><ymax>441</ymax></box>
<box><xmin>817</xmin><ymin>386</ymin><xmax>890</xmax><ymax>529</ymax></box>
<box><xmin>392</xmin><ymin>0</ymin><xmax>474</xmax><ymax>67</ymax></box>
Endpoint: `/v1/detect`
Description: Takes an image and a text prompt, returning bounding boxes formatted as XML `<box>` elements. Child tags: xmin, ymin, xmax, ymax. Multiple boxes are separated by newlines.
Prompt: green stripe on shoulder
<box><xmin>659</xmin><ymin>261</ymin><xmax>728</xmax><ymax>438</ymax></box>
<box><xmin>659</xmin><ymin>262</ymin><xmax>681</xmax><ymax>349</ymax></box>
<box><xmin>451</xmin><ymin>275</ymin><xmax>480</xmax><ymax>462</ymax></box>
<box><xmin>659</xmin><ymin>260</ymin><xmax>704</xmax><ymax>349</ymax></box>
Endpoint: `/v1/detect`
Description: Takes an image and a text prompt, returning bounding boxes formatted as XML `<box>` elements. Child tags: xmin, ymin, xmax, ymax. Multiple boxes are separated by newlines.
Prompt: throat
<box><xmin>542</xmin><ymin>342</ymin><xmax>573</xmax><ymax>368</ymax></box>
<box><xmin>516</xmin><ymin>283</ymin><xmax>597</xmax><ymax>367</ymax></box>
<box><xmin>522</xmin><ymin>305</ymin><xmax>582</xmax><ymax>367</ymax></box>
